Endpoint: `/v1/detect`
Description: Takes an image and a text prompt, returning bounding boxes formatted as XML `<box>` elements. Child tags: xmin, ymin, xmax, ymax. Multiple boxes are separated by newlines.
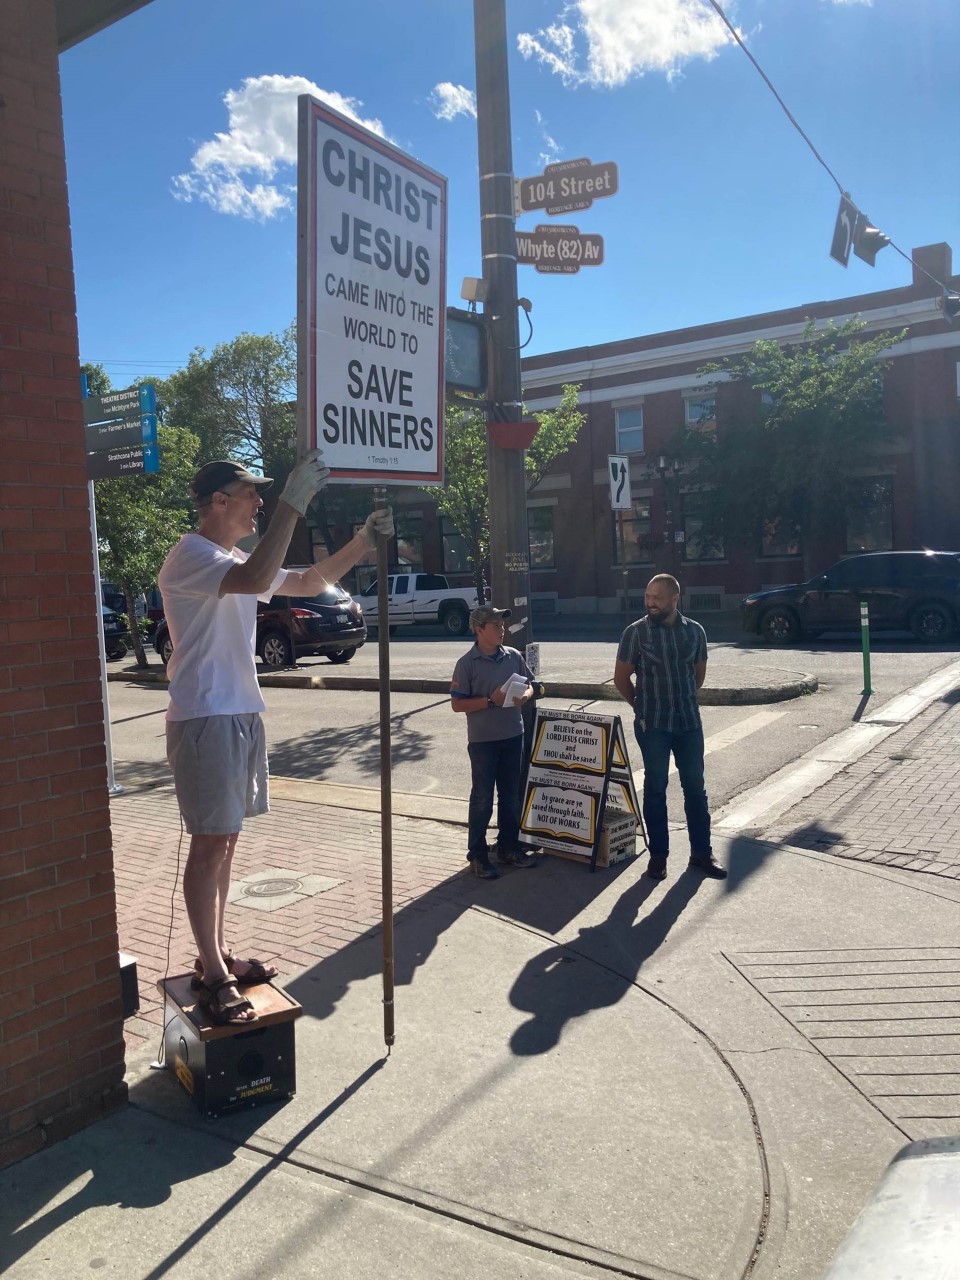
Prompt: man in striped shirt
<box><xmin>613</xmin><ymin>574</ymin><xmax>727</xmax><ymax>882</ymax></box>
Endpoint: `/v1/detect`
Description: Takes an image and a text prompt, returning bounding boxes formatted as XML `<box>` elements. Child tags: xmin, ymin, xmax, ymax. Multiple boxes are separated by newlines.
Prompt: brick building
<box><xmin>515</xmin><ymin>243</ymin><xmax>960</xmax><ymax>616</ymax></box>
<box><xmin>375</xmin><ymin>245</ymin><xmax>960</xmax><ymax>619</ymax></box>
<box><xmin>0</xmin><ymin>0</ymin><xmax>153</xmax><ymax>1169</ymax></box>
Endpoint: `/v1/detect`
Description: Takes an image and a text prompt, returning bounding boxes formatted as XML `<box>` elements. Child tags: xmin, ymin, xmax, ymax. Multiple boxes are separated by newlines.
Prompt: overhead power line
<box><xmin>705</xmin><ymin>0</ymin><xmax>957</xmax><ymax>298</ymax></box>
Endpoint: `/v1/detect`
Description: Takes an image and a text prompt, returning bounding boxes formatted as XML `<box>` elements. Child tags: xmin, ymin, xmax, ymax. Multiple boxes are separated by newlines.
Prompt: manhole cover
<box><xmin>243</xmin><ymin>877</ymin><xmax>303</xmax><ymax>897</ymax></box>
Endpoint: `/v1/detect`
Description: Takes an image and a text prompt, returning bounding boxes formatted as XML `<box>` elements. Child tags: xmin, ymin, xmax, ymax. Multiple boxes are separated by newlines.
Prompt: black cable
<box><xmin>705</xmin><ymin>0</ymin><xmax>958</xmax><ymax>299</ymax></box>
<box><xmin>493</xmin><ymin>305</ymin><xmax>534</xmax><ymax>352</ymax></box>
<box><xmin>151</xmin><ymin>813</ymin><xmax>185</xmax><ymax>1069</ymax></box>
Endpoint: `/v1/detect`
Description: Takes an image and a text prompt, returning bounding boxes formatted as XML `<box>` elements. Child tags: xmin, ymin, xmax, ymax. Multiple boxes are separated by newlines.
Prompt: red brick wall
<box><xmin>0</xmin><ymin>0</ymin><xmax>126</xmax><ymax>1168</ymax></box>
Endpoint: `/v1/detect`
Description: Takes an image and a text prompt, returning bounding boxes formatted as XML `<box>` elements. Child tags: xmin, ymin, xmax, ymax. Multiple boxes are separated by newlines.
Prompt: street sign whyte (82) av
<box><xmin>516</xmin><ymin>224</ymin><xmax>604</xmax><ymax>274</ymax></box>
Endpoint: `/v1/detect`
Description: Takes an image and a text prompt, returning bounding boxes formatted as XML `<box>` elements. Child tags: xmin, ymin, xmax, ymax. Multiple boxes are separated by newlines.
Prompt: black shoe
<box><xmin>689</xmin><ymin>856</ymin><xmax>727</xmax><ymax>880</ymax></box>
<box><xmin>646</xmin><ymin>858</ymin><xmax>668</xmax><ymax>881</ymax></box>
<box><xmin>470</xmin><ymin>859</ymin><xmax>500</xmax><ymax>880</ymax></box>
<box><xmin>495</xmin><ymin>848</ymin><xmax>539</xmax><ymax>868</ymax></box>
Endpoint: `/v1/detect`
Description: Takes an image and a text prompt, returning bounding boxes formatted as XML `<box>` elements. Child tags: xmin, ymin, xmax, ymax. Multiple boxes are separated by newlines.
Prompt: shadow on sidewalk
<box><xmin>508</xmin><ymin>870</ymin><xmax>702</xmax><ymax>1055</ymax></box>
<box><xmin>285</xmin><ymin>856</ymin><xmax>633</xmax><ymax>1022</ymax></box>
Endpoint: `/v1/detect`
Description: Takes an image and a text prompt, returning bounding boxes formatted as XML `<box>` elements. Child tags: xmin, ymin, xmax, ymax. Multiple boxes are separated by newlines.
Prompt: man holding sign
<box><xmin>451</xmin><ymin>606</ymin><xmax>539</xmax><ymax>879</ymax></box>
<box><xmin>613</xmin><ymin>574</ymin><xmax>727</xmax><ymax>883</ymax></box>
<box><xmin>159</xmin><ymin>451</ymin><xmax>393</xmax><ymax>1024</ymax></box>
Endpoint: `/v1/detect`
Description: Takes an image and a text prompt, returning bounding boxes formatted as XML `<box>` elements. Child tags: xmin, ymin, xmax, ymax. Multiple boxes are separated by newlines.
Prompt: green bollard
<box><xmin>860</xmin><ymin>600</ymin><xmax>872</xmax><ymax>696</ymax></box>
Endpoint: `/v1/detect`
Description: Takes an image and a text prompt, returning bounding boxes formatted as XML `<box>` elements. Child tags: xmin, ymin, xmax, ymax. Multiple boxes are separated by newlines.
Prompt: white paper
<box><xmin>499</xmin><ymin>673</ymin><xmax>529</xmax><ymax>707</ymax></box>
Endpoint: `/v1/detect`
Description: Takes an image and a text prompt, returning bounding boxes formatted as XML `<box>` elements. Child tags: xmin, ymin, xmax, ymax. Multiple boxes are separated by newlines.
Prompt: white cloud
<box><xmin>518</xmin><ymin>0</ymin><xmax>735</xmax><ymax>88</ymax></box>
<box><xmin>428</xmin><ymin>82</ymin><xmax>477</xmax><ymax>120</ymax></box>
<box><xmin>829</xmin><ymin>0</ymin><xmax>873</xmax><ymax>5</ymax></box>
<box><xmin>173</xmin><ymin>74</ymin><xmax>388</xmax><ymax>221</ymax></box>
<box><xmin>534</xmin><ymin>109</ymin><xmax>562</xmax><ymax>169</ymax></box>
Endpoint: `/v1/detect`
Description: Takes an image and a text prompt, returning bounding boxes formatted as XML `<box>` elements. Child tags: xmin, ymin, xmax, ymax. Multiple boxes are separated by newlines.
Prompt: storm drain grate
<box><xmin>725</xmin><ymin>947</ymin><xmax>960</xmax><ymax>1140</ymax></box>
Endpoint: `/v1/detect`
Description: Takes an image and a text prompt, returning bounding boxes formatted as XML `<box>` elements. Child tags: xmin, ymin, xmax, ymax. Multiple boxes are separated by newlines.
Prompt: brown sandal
<box><xmin>195</xmin><ymin>975</ymin><xmax>257</xmax><ymax>1026</ymax></box>
<box><xmin>191</xmin><ymin>953</ymin><xmax>277</xmax><ymax>990</ymax></box>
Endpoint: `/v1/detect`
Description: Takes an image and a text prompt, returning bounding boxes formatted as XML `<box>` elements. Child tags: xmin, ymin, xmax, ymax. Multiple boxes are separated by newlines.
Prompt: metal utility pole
<box><xmin>474</xmin><ymin>0</ymin><xmax>532</xmax><ymax>648</ymax></box>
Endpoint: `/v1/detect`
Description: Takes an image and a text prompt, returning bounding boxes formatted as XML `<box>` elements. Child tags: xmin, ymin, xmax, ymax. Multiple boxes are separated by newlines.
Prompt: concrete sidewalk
<box><xmin>3</xmin><ymin>777</ymin><xmax>959</xmax><ymax>1278</ymax></box>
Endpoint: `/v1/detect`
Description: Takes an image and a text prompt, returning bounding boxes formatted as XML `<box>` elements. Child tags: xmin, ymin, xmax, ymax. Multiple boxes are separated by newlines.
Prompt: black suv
<box><xmin>741</xmin><ymin>551</ymin><xmax>960</xmax><ymax>644</ymax></box>
<box><xmin>154</xmin><ymin>583</ymin><xmax>366</xmax><ymax>668</ymax></box>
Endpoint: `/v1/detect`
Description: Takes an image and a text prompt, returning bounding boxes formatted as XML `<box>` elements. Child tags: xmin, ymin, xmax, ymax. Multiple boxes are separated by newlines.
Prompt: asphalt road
<box><xmin>107</xmin><ymin>632</ymin><xmax>960</xmax><ymax>812</ymax></box>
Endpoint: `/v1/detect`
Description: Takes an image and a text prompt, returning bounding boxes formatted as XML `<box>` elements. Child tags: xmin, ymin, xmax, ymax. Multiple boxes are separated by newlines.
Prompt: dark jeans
<box><xmin>634</xmin><ymin>721</ymin><xmax>712</xmax><ymax>863</ymax></box>
<box><xmin>467</xmin><ymin>735</ymin><xmax>524</xmax><ymax>861</ymax></box>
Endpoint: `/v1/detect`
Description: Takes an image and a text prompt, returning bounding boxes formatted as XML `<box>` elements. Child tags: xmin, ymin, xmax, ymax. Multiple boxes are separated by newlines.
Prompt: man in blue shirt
<box><xmin>451</xmin><ymin>606</ymin><xmax>539</xmax><ymax>879</ymax></box>
<box><xmin>614</xmin><ymin>574</ymin><xmax>726</xmax><ymax>882</ymax></box>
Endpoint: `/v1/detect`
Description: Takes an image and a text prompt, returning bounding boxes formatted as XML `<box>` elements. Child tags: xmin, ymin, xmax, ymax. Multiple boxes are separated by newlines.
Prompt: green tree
<box><xmin>94</xmin><ymin>424</ymin><xmax>200</xmax><ymax>666</ymax></box>
<box><xmin>158</xmin><ymin>323</ymin><xmax>355</xmax><ymax>560</ymax></box>
<box><xmin>427</xmin><ymin>384</ymin><xmax>585</xmax><ymax>604</ymax></box>
<box><xmin>671</xmin><ymin>319</ymin><xmax>904</xmax><ymax>575</ymax></box>
<box><xmin>160</xmin><ymin>326</ymin><xmax>297</xmax><ymax>478</ymax></box>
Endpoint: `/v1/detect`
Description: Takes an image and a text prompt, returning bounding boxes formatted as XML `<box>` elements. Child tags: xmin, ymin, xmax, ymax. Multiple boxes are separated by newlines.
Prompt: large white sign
<box><xmin>298</xmin><ymin>97</ymin><xmax>447</xmax><ymax>485</ymax></box>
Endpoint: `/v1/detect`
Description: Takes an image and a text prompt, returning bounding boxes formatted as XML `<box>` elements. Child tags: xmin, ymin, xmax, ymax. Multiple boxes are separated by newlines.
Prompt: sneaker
<box><xmin>470</xmin><ymin>858</ymin><xmax>500</xmax><ymax>880</ymax></box>
<box><xmin>689</xmin><ymin>856</ymin><xmax>727</xmax><ymax>880</ymax></box>
<box><xmin>495</xmin><ymin>849</ymin><xmax>540</xmax><ymax>868</ymax></box>
<box><xmin>646</xmin><ymin>858</ymin><xmax>668</xmax><ymax>881</ymax></box>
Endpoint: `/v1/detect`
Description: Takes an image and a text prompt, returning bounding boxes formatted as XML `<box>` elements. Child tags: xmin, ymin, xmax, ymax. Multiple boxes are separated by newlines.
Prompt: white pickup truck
<box><xmin>352</xmin><ymin>573</ymin><xmax>486</xmax><ymax>636</ymax></box>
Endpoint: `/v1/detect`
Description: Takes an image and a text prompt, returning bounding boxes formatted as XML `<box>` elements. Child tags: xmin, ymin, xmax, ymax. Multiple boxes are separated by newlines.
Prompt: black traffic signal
<box><xmin>852</xmin><ymin>214</ymin><xmax>890</xmax><ymax>266</ymax></box>
<box><xmin>938</xmin><ymin>292</ymin><xmax>960</xmax><ymax>322</ymax></box>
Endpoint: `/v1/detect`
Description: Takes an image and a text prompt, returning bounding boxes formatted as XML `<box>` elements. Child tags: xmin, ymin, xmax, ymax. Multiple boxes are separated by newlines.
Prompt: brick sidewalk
<box><xmin>110</xmin><ymin>782</ymin><xmax>470</xmax><ymax>1051</ymax></box>
<box><xmin>762</xmin><ymin>695</ymin><xmax>960</xmax><ymax>878</ymax></box>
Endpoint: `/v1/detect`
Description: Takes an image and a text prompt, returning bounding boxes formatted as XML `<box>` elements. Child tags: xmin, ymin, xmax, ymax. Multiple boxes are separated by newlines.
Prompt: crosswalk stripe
<box><xmin>632</xmin><ymin>708</ymin><xmax>788</xmax><ymax>787</ymax></box>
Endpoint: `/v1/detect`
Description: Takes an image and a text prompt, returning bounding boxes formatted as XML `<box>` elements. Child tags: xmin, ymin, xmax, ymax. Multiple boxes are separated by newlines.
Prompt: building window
<box><xmin>395</xmin><ymin>511</ymin><xmax>423</xmax><ymax>570</ymax></box>
<box><xmin>760</xmin><ymin>516</ymin><xmax>802</xmax><ymax>558</ymax></box>
<box><xmin>441</xmin><ymin>517</ymin><xmax>469</xmax><ymax>574</ymax></box>
<box><xmin>682</xmin><ymin>495</ymin><xmax>724</xmax><ymax>561</ymax></box>
<box><xmin>614</xmin><ymin>499</ymin><xmax>654</xmax><ymax>564</ymax></box>
<box><xmin>615</xmin><ymin>405</ymin><xmax>644</xmax><ymax>454</ymax></box>
<box><xmin>846</xmin><ymin>478</ymin><xmax>893</xmax><ymax>553</ymax></box>
<box><xmin>684</xmin><ymin>395</ymin><xmax>715</xmax><ymax>431</ymax></box>
<box><xmin>527</xmin><ymin>507</ymin><xmax>555</xmax><ymax>569</ymax></box>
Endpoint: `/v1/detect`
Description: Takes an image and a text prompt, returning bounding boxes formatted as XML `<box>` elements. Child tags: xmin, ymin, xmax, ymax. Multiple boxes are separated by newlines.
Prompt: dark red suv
<box><xmin>154</xmin><ymin>583</ymin><xmax>366</xmax><ymax>668</ymax></box>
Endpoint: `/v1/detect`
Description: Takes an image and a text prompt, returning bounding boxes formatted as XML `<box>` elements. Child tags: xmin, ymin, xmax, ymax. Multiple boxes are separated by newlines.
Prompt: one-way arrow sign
<box><xmin>608</xmin><ymin>454</ymin><xmax>631</xmax><ymax>511</ymax></box>
<box><xmin>830</xmin><ymin>193</ymin><xmax>858</xmax><ymax>268</ymax></box>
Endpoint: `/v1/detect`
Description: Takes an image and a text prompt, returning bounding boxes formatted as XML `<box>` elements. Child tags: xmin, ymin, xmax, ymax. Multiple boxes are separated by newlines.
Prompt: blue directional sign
<box><xmin>83</xmin><ymin>381</ymin><xmax>161</xmax><ymax>480</ymax></box>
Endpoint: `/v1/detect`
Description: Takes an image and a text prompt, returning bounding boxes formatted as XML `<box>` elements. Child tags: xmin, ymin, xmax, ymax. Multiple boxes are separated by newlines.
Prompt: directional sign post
<box><xmin>516</xmin><ymin>157</ymin><xmax>618</xmax><ymax>217</ymax></box>
<box><xmin>830</xmin><ymin>193</ymin><xmax>858</xmax><ymax>268</ymax></box>
<box><xmin>84</xmin><ymin>383</ymin><xmax>159</xmax><ymax>480</ymax></box>
<box><xmin>608</xmin><ymin>454</ymin><xmax>631</xmax><ymax>511</ymax></box>
<box><xmin>516</xmin><ymin>224</ymin><xmax>604</xmax><ymax>274</ymax></box>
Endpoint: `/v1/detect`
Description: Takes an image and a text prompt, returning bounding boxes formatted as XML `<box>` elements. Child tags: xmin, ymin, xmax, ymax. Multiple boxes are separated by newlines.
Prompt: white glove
<box><xmin>361</xmin><ymin>507</ymin><xmax>395</xmax><ymax>547</ymax></box>
<box><xmin>280</xmin><ymin>448</ymin><xmax>330</xmax><ymax>516</ymax></box>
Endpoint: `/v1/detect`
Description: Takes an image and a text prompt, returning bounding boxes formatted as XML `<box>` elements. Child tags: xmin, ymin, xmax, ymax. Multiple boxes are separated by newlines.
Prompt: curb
<box><xmin>108</xmin><ymin>668</ymin><xmax>818</xmax><ymax>705</ymax></box>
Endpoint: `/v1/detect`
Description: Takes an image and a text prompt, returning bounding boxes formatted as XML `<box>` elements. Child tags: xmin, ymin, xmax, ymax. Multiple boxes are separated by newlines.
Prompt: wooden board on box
<box><xmin>156</xmin><ymin>974</ymin><xmax>302</xmax><ymax>1042</ymax></box>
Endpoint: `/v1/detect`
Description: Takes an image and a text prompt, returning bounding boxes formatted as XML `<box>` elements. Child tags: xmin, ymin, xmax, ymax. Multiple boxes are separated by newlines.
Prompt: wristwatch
<box><xmin>486</xmin><ymin>695</ymin><xmax>496</xmax><ymax>709</ymax></box>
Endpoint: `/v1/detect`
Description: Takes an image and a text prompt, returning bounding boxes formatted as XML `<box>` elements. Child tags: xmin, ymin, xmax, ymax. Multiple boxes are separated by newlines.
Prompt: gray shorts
<box><xmin>166</xmin><ymin>714</ymin><xmax>269</xmax><ymax>835</ymax></box>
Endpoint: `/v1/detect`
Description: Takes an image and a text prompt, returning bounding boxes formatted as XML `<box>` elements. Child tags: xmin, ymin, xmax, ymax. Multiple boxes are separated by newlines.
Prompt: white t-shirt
<box><xmin>158</xmin><ymin>533</ymin><xmax>288</xmax><ymax>722</ymax></box>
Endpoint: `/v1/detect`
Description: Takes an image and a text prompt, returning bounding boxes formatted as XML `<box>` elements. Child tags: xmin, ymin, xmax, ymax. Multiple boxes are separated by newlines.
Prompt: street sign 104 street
<box><xmin>516</xmin><ymin>158</ymin><xmax>618</xmax><ymax>217</ymax></box>
<box><xmin>516</xmin><ymin>224</ymin><xmax>604</xmax><ymax>274</ymax></box>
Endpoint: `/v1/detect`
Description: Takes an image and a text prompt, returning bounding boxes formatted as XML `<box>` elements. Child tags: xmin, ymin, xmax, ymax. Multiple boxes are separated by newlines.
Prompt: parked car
<box><xmin>154</xmin><ymin>582</ymin><xmax>366</xmax><ymax>668</ymax></box>
<box><xmin>101</xmin><ymin>605</ymin><xmax>130</xmax><ymax>660</ymax></box>
<box><xmin>352</xmin><ymin>573</ymin><xmax>487</xmax><ymax>636</ymax></box>
<box><xmin>741</xmin><ymin>550</ymin><xmax>960</xmax><ymax>644</ymax></box>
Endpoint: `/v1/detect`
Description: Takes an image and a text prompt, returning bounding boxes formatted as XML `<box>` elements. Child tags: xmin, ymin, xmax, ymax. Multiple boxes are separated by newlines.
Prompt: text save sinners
<box><xmin>321</xmin><ymin>361</ymin><xmax>434</xmax><ymax>457</ymax></box>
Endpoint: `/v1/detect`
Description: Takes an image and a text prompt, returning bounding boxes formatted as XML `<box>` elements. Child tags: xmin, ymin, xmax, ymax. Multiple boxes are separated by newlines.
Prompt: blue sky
<box><xmin>60</xmin><ymin>0</ymin><xmax>959</xmax><ymax>388</ymax></box>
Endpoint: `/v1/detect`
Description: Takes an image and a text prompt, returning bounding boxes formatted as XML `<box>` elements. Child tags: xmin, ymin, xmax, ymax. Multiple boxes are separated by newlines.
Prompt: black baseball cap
<box><xmin>190</xmin><ymin>460</ymin><xmax>274</xmax><ymax>502</ymax></box>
